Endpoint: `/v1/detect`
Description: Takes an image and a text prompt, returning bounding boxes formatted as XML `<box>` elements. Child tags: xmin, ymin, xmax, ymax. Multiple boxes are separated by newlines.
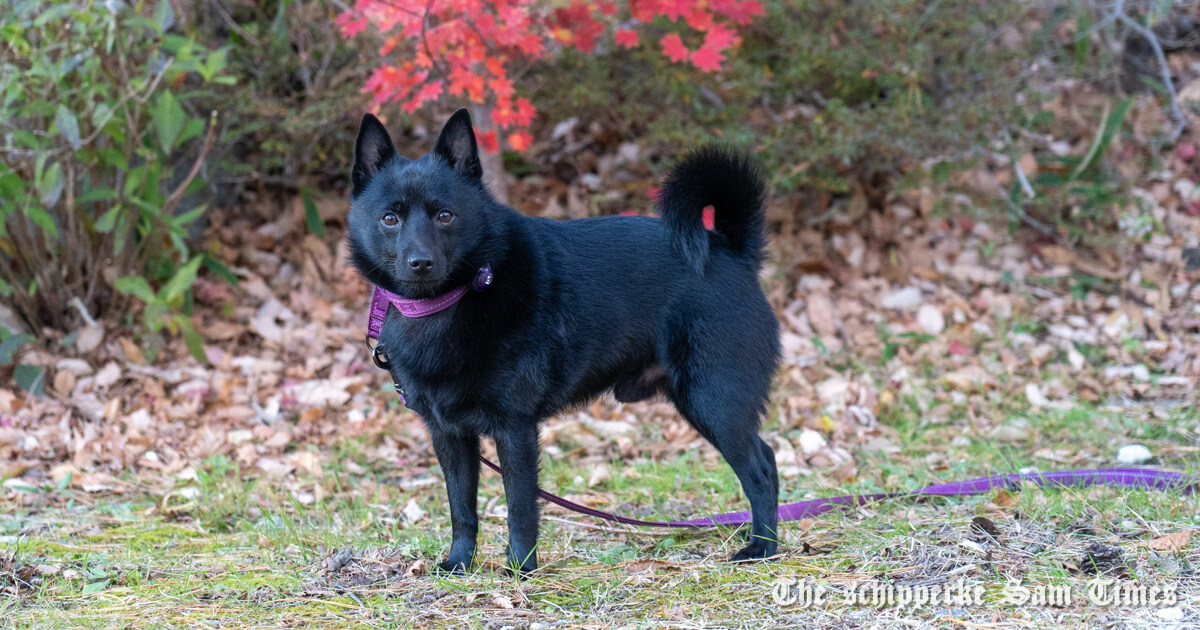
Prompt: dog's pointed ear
<box><xmin>352</xmin><ymin>113</ymin><xmax>396</xmax><ymax>195</ymax></box>
<box><xmin>433</xmin><ymin>108</ymin><xmax>482</xmax><ymax>180</ymax></box>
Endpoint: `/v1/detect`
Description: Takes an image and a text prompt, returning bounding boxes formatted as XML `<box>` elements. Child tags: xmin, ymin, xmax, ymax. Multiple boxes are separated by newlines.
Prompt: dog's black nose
<box><xmin>408</xmin><ymin>255</ymin><xmax>434</xmax><ymax>273</ymax></box>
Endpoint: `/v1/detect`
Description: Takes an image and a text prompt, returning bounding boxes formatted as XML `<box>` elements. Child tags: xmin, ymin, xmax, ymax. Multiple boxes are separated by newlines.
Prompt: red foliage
<box><xmin>660</xmin><ymin>32</ymin><xmax>689</xmax><ymax>63</ymax></box>
<box><xmin>337</xmin><ymin>0</ymin><xmax>763</xmax><ymax>152</ymax></box>
<box><xmin>477</xmin><ymin>130</ymin><xmax>500</xmax><ymax>153</ymax></box>
<box><xmin>614</xmin><ymin>28</ymin><xmax>640</xmax><ymax>48</ymax></box>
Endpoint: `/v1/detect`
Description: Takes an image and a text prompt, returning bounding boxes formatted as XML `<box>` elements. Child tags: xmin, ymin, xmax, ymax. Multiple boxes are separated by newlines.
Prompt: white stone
<box><xmin>402</xmin><ymin>498</ymin><xmax>427</xmax><ymax>523</ymax></box>
<box><xmin>1103</xmin><ymin>365</ymin><xmax>1151</xmax><ymax>382</ymax></box>
<box><xmin>916</xmin><ymin>304</ymin><xmax>945</xmax><ymax>334</ymax></box>
<box><xmin>587</xmin><ymin>464</ymin><xmax>611</xmax><ymax>488</ymax></box>
<box><xmin>1116</xmin><ymin>444</ymin><xmax>1153</xmax><ymax>465</ymax></box>
<box><xmin>881</xmin><ymin>287</ymin><xmax>922</xmax><ymax>311</ymax></box>
<box><xmin>93</xmin><ymin>362</ymin><xmax>121</xmax><ymax>389</ymax></box>
<box><xmin>798</xmin><ymin>429</ymin><xmax>827</xmax><ymax>455</ymax></box>
<box><xmin>56</xmin><ymin>359</ymin><xmax>93</xmax><ymax>376</ymax></box>
<box><xmin>1067</xmin><ymin>345</ymin><xmax>1085</xmax><ymax>370</ymax></box>
<box><xmin>1156</xmin><ymin>607</ymin><xmax>1184</xmax><ymax>621</ymax></box>
<box><xmin>1025</xmin><ymin>383</ymin><xmax>1050</xmax><ymax>407</ymax></box>
<box><xmin>227</xmin><ymin>429</ymin><xmax>254</xmax><ymax>445</ymax></box>
<box><xmin>76</xmin><ymin>324</ymin><xmax>105</xmax><ymax>354</ymax></box>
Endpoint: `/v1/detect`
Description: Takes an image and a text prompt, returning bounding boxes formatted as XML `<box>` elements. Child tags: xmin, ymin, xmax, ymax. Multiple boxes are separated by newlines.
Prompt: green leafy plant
<box><xmin>1008</xmin><ymin>97</ymin><xmax>1133</xmax><ymax>243</ymax></box>
<box><xmin>0</xmin><ymin>325</ymin><xmax>42</xmax><ymax>396</ymax></box>
<box><xmin>0</xmin><ymin>0</ymin><xmax>233</xmax><ymax>361</ymax></box>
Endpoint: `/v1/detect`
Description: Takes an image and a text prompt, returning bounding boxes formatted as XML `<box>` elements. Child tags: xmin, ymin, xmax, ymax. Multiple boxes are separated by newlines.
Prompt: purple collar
<box><xmin>366</xmin><ymin>265</ymin><xmax>493</xmax><ymax>339</ymax></box>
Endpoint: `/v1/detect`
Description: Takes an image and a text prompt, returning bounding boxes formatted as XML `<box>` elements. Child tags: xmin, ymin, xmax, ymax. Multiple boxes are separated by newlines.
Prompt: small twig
<box><xmin>208</xmin><ymin>0</ymin><xmax>260</xmax><ymax>46</ymax></box>
<box><xmin>131</xmin><ymin>58</ymin><xmax>173</xmax><ymax>105</ymax></box>
<box><xmin>999</xmin><ymin>127</ymin><xmax>1057</xmax><ymax>239</ymax></box>
<box><xmin>997</xmin><ymin>127</ymin><xmax>1036</xmax><ymax>224</ymax></box>
<box><xmin>1012</xmin><ymin>154</ymin><xmax>1036</xmax><ymax>200</ymax></box>
<box><xmin>1113</xmin><ymin>4</ymin><xmax>1187</xmax><ymax>140</ymax></box>
<box><xmin>67</xmin><ymin>297</ymin><xmax>97</xmax><ymax>327</ymax></box>
<box><xmin>162</xmin><ymin>111</ymin><xmax>219</xmax><ymax>215</ymax></box>
<box><xmin>419</xmin><ymin>0</ymin><xmax>452</xmax><ymax>87</ymax></box>
<box><xmin>1005</xmin><ymin>196</ymin><xmax>1060</xmax><ymax>240</ymax></box>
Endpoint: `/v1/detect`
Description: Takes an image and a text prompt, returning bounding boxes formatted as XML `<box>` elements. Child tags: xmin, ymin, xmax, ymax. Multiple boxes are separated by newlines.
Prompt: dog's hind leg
<box><xmin>670</xmin><ymin>370</ymin><xmax>780</xmax><ymax>562</ymax></box>
<box><xmin>429</xmin><ymin>429</ymin><xmax>481</xmax><ymax>573</ymax></box>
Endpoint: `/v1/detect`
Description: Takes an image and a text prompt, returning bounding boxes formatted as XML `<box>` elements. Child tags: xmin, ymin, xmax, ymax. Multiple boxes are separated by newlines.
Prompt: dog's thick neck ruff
<box><xmin>366</xmin><ymin>265</ymin><xmax>494</xmax><ymax>338</ymax></box>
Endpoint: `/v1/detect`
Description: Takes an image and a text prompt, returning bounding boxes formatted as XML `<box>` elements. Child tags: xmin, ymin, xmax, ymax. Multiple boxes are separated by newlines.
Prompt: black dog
<box><xmin>347</xmin><ymin>109</ymin><xmax>781</xmax><ymax>574</ymax></box>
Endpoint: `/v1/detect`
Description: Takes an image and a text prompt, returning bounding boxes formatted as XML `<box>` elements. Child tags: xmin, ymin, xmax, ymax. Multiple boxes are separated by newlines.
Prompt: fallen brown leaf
<box><xmin>992</xmin><ymin>489</ymin><xmax>1018</xmax><ymax>507</ymax></box>
<box><xmin>1148</xmin><ymin>530</ymin><xmax>1192</xmax><ymax>552</ymax></box>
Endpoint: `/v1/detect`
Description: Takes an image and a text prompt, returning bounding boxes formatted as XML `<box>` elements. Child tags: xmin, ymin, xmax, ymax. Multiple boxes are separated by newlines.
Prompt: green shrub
<box><xmin>0</xmin><ymin>0</ymin><xmax>232</xmax><ymax>359</ymax></box>
<box><xmin>535</xmin><ymin>1</ymin><xmax>1029</xmax><ymax>193</ymax></box>
<box><xmin>183</xmin><ymin>0</ymin><xmax>375</xmax><ymax>191</ymax></box>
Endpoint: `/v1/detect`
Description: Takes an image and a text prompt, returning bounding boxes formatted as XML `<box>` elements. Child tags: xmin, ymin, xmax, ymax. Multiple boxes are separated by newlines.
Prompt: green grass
<box><xmin>3</xmin><ymin>403</ymin><xmax>1198</xmax><ymax>628</ymax></box>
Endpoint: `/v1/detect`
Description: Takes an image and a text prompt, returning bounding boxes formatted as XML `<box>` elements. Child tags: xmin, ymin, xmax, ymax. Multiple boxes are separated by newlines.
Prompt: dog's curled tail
<box><xmin>657</xmin><ymin>145</ymin><xmax>767</xmax><ymax>273</ymax></box>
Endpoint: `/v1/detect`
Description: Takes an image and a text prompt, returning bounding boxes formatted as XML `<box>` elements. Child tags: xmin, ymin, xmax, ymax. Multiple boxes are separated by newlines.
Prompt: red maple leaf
<box><xmin>508</xmin><ymin>131</ymin><xmax>532</xmax><ymax>152</ymax></box>
<box><xmin>489</xmin><ymin>75</ymin><xmax>515</xmax><ymax>98</ymax></box>
<box><xmin>714</xmin><ymin>0</ymin><xmax>765</xmax><ymax>25</ymax></box>
<box><xmin>658</xmin><ymin>0</ymin><xmax>690</xmax><ymax>21</ymax></box>
<box><xmin>630</xmin><ymin>0</ymin><xmax>656</xmax><ymax>21</ymax></box>
<box><xmin>484</xmin><ymin>55</ymin><xmax>506</xmax><ymax>78</ymax></box>
<box><xmin>517</xmin><ymin>32</ymin><xmax>545</xmax><ymax>56</ymax></box>
<box><xmin>685</xmin><ymin>7</ymin><xmax>714</xmax><ymax>31</ymax></box>
<box><xmin>364</xmin><ymin>64</ymin><xmax>424</xmax><ymax>105</ymax></box>
<box><xmin>379</xmin><ymin>35</ymin><xmax>402</xmax><ymax>56</ymax></box>
<box><xmin>477</xmin><ymin>130</ymin><xmax>500</xmax><ymax>154</ymax></box>
<box><xmin>447</xmin><ymin>66</ymin><xmax>485</xmax><ymax>102</ymax></box>
<box><xmin>614</xmin><ymin>29</ymin><xmax>639</xmax><ymax>48</ymax></box>
<box><xmin>661</xmin><ymin>33</ymin><xmax>689</xmax><ymax>63</ymax></box>
<box><xmin>336</xmin><ymin>11</ymin><xmax>368</xmax><ymax>38</ymax></box>
<box><xmin>513</xmin><ymin>97</ymin><xmax>536</xmax><ymax>126</ymax></box>
<box><xmin>690</xmin><ymin>44</ymin><xmax>724</xmax><ymax>72</ymax></box>
<box><xmin>403</xmin><ymin>80</ymin><xmax>442</xmax><ymax>113</ymax></box>
<box><xmin>704</xmin><ymin>24</ymin><xmax>738</xmax><ymax>51</ymax></box>
<box><xmin>492</xmin><ymin>96</ymin><xmax>517</xmax><ymax>128</ymax></box>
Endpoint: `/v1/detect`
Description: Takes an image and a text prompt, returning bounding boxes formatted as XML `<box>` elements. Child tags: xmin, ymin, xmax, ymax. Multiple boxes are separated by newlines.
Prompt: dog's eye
<box><xmin>437</xmin><ymin>210</ymin><xmax>455</xmax><ymax>224</ymax></box>
<box><xmin>381</xmin><ymin>213</ymin><xmax>399</xmax><ymax>227</ymax></box>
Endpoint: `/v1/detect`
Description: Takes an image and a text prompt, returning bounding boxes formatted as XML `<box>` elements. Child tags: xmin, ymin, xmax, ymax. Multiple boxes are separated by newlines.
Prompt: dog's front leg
<box><xmin>428</xmin><ymin>428</ymin><xmax>480</xmax><ymax>573</ymax></box>
<box><xmin>494</xmin><ymin>423</ymin><xmax>540</xmax><ymax>575</ymax></box>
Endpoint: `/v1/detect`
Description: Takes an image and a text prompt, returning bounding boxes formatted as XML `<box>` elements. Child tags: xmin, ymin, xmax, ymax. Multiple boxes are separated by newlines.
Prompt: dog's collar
<box><xmin>366</xmin><ymin>265</ymin><xmax>493</xmax><ymax>339</ymax></box>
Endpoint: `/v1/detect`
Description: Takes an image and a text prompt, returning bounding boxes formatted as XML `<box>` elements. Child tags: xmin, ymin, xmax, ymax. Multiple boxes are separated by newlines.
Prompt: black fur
<box><xmin>347</xmin><ymin>109</ymin><xmax>782</xmax><ymax>575</ymax></box>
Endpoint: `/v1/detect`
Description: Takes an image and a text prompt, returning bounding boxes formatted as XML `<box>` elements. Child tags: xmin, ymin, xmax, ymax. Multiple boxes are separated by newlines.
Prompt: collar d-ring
<box><xmin>365</xmin><ymin>334</ymin><xmax>391</xmax><ymax>370</ymax></box>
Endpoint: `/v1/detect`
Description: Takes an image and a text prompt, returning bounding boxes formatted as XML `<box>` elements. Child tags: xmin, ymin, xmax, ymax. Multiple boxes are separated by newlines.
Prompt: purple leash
<box><xmin>480</xmin><ymin>458</ymin><xmax>1194</xmax><ymax>528</ymax></box>
<box><xmin>363</xmin><ymin>275</ymin><xmax>1192</xmax><ymax>528</ymax></box>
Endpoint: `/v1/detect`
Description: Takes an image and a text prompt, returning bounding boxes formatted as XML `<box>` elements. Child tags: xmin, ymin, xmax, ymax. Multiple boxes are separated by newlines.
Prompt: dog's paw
<box><xmin>436</xmin><ymin>559</ymin><xmax>471</xmax><ymax>575</ymax></box>
<box><xmin>730</xmin><ymin>539</ymin><xmax>778</xmax><ymax>563</ymax></box>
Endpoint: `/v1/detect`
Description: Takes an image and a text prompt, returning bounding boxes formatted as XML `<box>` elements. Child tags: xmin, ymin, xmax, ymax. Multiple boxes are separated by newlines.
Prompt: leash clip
<box><xmin>365</xmin><ymin>334</ymin><xmax>408</xmax><ymax>404</ymax></box>
<box><xmin>365</xmin><ymin>334</ymin><xmax>391</xmax><ymax>370</ymax></box>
